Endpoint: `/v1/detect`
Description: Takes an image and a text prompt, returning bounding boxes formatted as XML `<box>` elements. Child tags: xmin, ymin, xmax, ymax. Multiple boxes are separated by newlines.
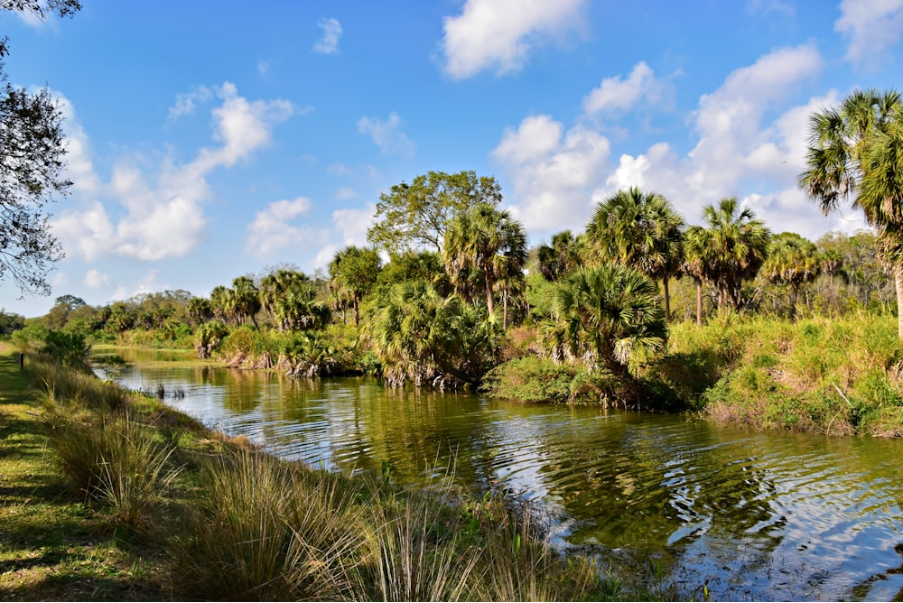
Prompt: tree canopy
<box><xmin>0</xmin><ymin>0</ymin><xmax>80</xmax><ymax>296</ymax></box>
<box><xmin>367</xmin><ymin>170</ymin><xmax>502</xmax><ymax>255</ymax></box>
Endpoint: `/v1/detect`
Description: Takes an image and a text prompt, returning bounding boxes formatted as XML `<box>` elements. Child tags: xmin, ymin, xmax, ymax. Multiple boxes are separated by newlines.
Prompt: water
<box><xmin>105</xmin><ymin>348</ymin><xmax>903</xmax><ymax>601</ymax></box>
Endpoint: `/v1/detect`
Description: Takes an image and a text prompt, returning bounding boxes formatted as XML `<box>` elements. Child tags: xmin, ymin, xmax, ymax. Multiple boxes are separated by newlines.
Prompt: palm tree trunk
<box><xmin>502</xmin><ymin>290</ymin><xmax>508</xmax><ymax>330</ymax></box>
<box><xmin>353</xmin><ymin>298</ymin><xmax>359</xmax><ymax>328</ymax></box>
<box><xmin>485</xmin><ymin>273</ymin><xmax>494</xmax><ymax>313</ymax></box>
<box><xmin>663</xmin><ymin>277</ymin><xmax>671</xmax><ymax>321</ymax></box>
<box><xmin>696</xmin><ymin>280</ymin><xmax>703</xmax><ymax>327</ymax></box>
<box><xmin>896</xmin><ymin>266</ymin><xmax>903</xmax><ymax>340</ymax></box>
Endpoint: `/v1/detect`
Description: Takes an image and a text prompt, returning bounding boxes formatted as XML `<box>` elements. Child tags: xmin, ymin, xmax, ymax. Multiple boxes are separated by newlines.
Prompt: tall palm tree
<box><xmin>586</xmin><ymin>187</ymin><xmax>685</xmax><ymax>320</ymax></box>
<box><xmin>760</xmin><ymin>233</ymin><xmax>821</xmax><ymax>321</ymax></box>
<box><xmin>259</xmin><ymin>268</ymin><xmax>308</xmax><ymax>325</ymax></box>
<box><xmin>227</xmin><ymin>276</ymin><xmax>261</xmax><ymax>330</ymax></box>
<box><xmin>696</xmin><ymin>198</ymin><xmax>770</xmax><ymax>311</ymax></box>
<box><xmin>683</xmin><ymin>225</ymin><xmax>717</xmax><ymax>326</ymax></box>
<box><xmin>546</xmin><ymin>265</ymin><xmax>668</xmax><ymax>403</ymax></box>
<box><xmin>443</xmin><ymin>203</ymin><xmax>527</xmax><ymax>315</ymax></box>
<box><xmin>328</xmin><ymin>246</ymin><xmax>381</xmax><ymax>327</ymax></box>
<box><xmin>800</xmin><ymin>88</ymin><xmax>903</xmax><ymax>337</ymax></box>
<box><xmin>187</xmin><ymin>296</ymin><xmax>213</xmax><ymax>326</ymax></box>
<box><xmin>273</xmin><ymin>282</ymin><xmax>330</xmax><ymax>332</ymax></box>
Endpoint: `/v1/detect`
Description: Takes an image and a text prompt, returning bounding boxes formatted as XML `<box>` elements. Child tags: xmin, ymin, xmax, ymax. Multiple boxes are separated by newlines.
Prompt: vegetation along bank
<box><xmin>6</xmin><ymin>155</ymin><xmax>903</xmax><ymax>437</ymax></box>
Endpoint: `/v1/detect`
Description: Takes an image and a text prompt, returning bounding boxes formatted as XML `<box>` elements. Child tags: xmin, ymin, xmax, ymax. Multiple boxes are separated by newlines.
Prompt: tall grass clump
<box><xmin>28</xmin><ymin>356</ymin><xmax>127</xmax><ymax>412</ymax></box>
<box><xmin>172</xmin><ymin>448</ymin><xmax>364</xmax><ymax>601</ymax></box>
<box><xmin>44</xmin><ymin>408</ymin><xmax>179</xmax><ymax>526</ymax></box>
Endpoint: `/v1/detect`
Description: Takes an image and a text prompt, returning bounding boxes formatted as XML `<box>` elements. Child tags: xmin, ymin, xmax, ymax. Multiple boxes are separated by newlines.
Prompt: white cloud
<box><xmin>357</xmin><ymin>112</ymin><xmax>415</xmax><ymax>156</ymax></box>
<box><xmin>313</xmin><ymin>17</ymin><xmax>342</xmax><ymax>54</ymax></box>
<box><xmin>169</xmin><ymin>86</ymin><xmax>213</xmax><ymax>121</ymax></box>
<box><xmin>54</xmin><ymin>83</ymin><xmax>297</xmax><ymax>262</ymax></box>
<box><xmin>583</xmin><ymin>62</ymin><xmax>672</xmax><ymax>115</ymax></box>
<box><xmin>332</xmin><ymin>205</ymin><xmax>375</xmax><ymax>246</ymax></box>
<box><xmin>314</xmin><ymin>244</ymin><xmax>338</xmax><ymax>270</ymax></box>
<box><xmin>835</xmin><ymin>0</ymin><xmax>903</xmax><ymax>63</ymax></box>
<box><xmin>492</xmin><ymin>115</ymin><xmax>610</xmax><ymax>232</ymax></box>
<box><xmin>334</xmin><ymin>187</ymin><xmax>358</xmax><ymax>200</ymax></box>
<box><xmin>257</xmin><ymin>60</ymin><xmax>270</xmax><ymax>78</ymax></box>
<box><xmin>111</xmin><ymin>270</ymin><xmax>169</xmax><ymax>302</ymax></box>
<box><xmin>441</xmin><ymin>0</ymin><xmax>586</xmax><ymax>79</ymax></box>
<box><xmin>245</xmin><ymin>197</ymin><xmax>329</xmax><ymax>258</ymax></box>
<box><xmin>494</xmin><ymin>45</ymin><xmax>854</xmax><ymax>241</ymax></box>
<box><xmin>84</xmin><ymin>269</ymin><xmax>112</xmax><ymax>289</ymax></box>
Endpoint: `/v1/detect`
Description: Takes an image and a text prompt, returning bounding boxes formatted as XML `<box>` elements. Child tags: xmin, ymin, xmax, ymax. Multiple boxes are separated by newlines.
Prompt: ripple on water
<box><xmin>108</xmin><ymin>358</ymin><xmax>903</xmax><ymax>602</ymax></box>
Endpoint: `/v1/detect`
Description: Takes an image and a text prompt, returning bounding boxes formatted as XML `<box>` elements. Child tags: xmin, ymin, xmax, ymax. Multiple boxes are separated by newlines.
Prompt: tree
<box><xmin>272</xmin><ymin>282</ymin><xmax>330</xmax><ymax>332</ymax></box>
<box><xmin>187</xmin><ymin>296</ymin><xmax>213</xmax><ymax>326</ymax></box>
<box><xmin>682</xmin><ymin>226</ymin><xmax>717</xmax><ymax>326</ymax></box>
<box><xmin>443</xmin><ymin>203</ymin><xmax>527</xmax><ymax>317</ymax></box>
<box><xmin>366</xmin><ymin>280</ymin><xmax>502</xmax><ymax>387</ymax></box>
<box><xmin>258</xmin><ymin>268</ymin><xmax>308</xmax><ymax>325</ymax></box>
<box><xmin>328</xmin><ymin>246</ymin><xmax>381</xmax><ymax>327</ymax></box>
<box><xmin>0</xmin><ymin>0</ymin><xmax>81</xmax><ymax>296</ymax></box>
<box><xmin>760</xmin><ymin>233</ymin><xmax>820</xmax><ymax>320</ymax></box>
<box><xmin>799</xmin><ymin>88</ymin><xmax>903</xmax><ymax>337</ymax></box>
<box><xmin>544</xmin><ymin>265</ymin><xmax>668</xmax><ymax>404</ymax></box>
<box><xmin>367</xmin><ymin>170</ymin><xmax>502</xmax><ymax>255</ymax></box>
<box><xmin>695</xmin><ymin>198</ymin><xmax>770</xmax><ymax>311</ymax></box>
<box><xmin>226</xmin><ymin>276</ymin><xmax>261</xmax><ymax>330</ymax></box>
<box><xmin>586</xmin><ymin>187</ymin><xmax>685</xmax><ymax>320</ymax></box>
<box><xmin>536</xmin><ymin>230</ymin><xmax>583</xmax><ymax>282</ymax></box>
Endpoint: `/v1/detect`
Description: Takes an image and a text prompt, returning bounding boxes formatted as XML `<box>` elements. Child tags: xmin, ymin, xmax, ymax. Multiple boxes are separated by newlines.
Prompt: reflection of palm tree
<box><xmin>800</xmin><ymin>88</ymin><xmax>903</xmax><ymax>337</ymax></box>
<box><xmin>586</xmin><ymin>188</ymin><xmax>685</xmax><ymax>320</ymax></box>
<box><xmin>547</xmin><ymin>265</ymin><xmax>668</xmax><ymax>401</ymax></box>
<box><xmin>443</xmin><ymin>203</ymin><xmax>527</xmax><ymax>315</ymax></box>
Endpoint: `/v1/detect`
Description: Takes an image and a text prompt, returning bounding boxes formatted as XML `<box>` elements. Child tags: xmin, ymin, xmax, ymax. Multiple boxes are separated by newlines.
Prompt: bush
<box><xmin>483</xmin><ymin>357</ymin><xmax>617</xmax><ymax>405</ymax></box>
<box><xmin>39</xmin><ymin>330</ymin><xmax>91</xmax><ymax>369</ymax></box>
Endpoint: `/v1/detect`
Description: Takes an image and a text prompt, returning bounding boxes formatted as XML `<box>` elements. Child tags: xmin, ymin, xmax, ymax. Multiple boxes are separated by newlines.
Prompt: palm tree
<box><xmin>761</xmin><ymin>233</ymin><xmax>821</xmax><ymax>320</ymax></box>
<box><xmin>536</xmin><ymin>230</ymin><xmax>583</xmax><ymax>282</ymax></box>
<box><xmin>696</xmin><ymin>198</ymin><xmax>770</xmax><ymax>311</ymax></box>
<box><xmin>273</xmin><ymin>282</ymin><xmax>330</xmax><ymax>332</ymax></box>
<box><xmin>682</xmin><ymin>226</ymin><xmax>718</xmax><ymax>326</ymax></box>
<box><xmin>187</xmin><ymin>296</ymin><xmax>213</xmax><ymax>326</ymax></box>
<box><xmin>545</xmin><ymin>265</ymin><xmax>668</xmax><ymax>403</ymax></box>
<box><xmin>259</xmin><ymin>268</ymin><xmax>308</xmax><ymax>326</ymax></box>
<box><xmin>328</xmin><ymin>246</ymin><xmax>381</xmax><ymax>327</ymax></box>
<box><xmin>366</xmin><ymin>280</ymin><xmax>501</xmax><ymax>386</ymax></box>
<box><xmin>586</xmin><ymin>188</ymin><xmax>685</xmax><ymax>320</ymax></box>
<box><xmin>799</xmin><ymin>88</ymin><xmax>903</xmax><ymax>337</ymax></box>
<box><xmin>443</xmin><ymin>203</ymin><xmax>527</xmax><ymax>315</ymax></box>
<box><xmin>227</xmin><ymin>276</ymin><xmax>261</xmax><ymax>330</ymax></box>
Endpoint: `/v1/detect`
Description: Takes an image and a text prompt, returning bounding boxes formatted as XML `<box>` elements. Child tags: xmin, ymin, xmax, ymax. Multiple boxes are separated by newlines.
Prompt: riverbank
<box><xmin>0</xmin><ymin>346</ymin><xmax>690</xmax><ymax>601</ymax></box>
<box><xmin>487</xmin><ymin>314</ymin><xmax>903</xmax><ymax>437</ymax></box>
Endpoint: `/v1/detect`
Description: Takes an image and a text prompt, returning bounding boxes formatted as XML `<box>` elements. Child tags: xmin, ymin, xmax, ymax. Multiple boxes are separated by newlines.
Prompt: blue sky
<box><xmin>2</xmin><ymin>0</ymin><xmax>903</xmax><ymax>316</ymax></box>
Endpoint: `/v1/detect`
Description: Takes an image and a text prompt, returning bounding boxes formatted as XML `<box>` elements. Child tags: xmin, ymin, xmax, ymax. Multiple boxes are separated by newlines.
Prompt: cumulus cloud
<box><xmin>583</xmin><ymin>62</ymin><xmax>672</xmax><ymax>115</ymax></box>
<box><xmin>441</xmin><ymin>0</ymin><xmax>586</xmax><ymax>79</ymax></box>
<box><xmin>357</xmin><ymin>112</ymin><xmax>415</xmax><ymax>156</ymax></box>
<box><xmin>84</xmin><ymin>269</ymin><xmax>112</xmax><ymax>289</ymax></box>
<box><xmin>313</xmin><ymin>17</ymin><xmax>342</xmax><ymax>54</ymax></box>
<box><xmin>492</xmin><ymin>115</ymin><xmax>610</xmax><ymax>232</ymax></box>
<box><xmin>495</xmin><ymin>45</ymin><xmax>856</xmax><ymax>241</ymax></box>
<box><xmin>245</xmin><ymin>197</ymin><xmax>330</xmax><ymax>258</ymax></box>
<box><xmin>53</xmin><ymin>83</ymin><xmax>297</xmax><ymax>262</ymax></box>
<box><xmin>835</xmin><ymin>0</ymin><xmax>903</xmax><ymax>63</ymax></box>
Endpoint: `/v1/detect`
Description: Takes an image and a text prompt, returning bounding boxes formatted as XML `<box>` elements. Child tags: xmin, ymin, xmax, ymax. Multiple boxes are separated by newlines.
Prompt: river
<box><xmin>100</xmin><ymin>348</ymin><xmax>903</xmax><ymax>601</ymax></box>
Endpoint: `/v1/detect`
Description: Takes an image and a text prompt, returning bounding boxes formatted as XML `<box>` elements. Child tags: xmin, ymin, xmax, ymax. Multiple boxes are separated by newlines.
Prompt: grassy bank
<box><xmin>0</xmin><ymin>345</ymin><xmax>694</xmax><ymax>601</ymax></box>
<box><xmin>486</xmin><ymin>314</ymin><xmax>903</xmax><ymax>437</ymax></box>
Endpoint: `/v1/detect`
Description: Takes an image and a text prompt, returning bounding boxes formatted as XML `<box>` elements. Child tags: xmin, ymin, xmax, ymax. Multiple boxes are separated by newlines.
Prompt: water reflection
<box><xmin>107</xmin><ymin>349</ymin><xmax>903</xmax><ymax>602</ymax></box>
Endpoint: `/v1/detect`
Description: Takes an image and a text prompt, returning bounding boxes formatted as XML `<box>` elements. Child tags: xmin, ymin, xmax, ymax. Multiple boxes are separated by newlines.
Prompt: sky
<box><xmin>2</xmin><ymin>0</ymin><xmax>903</xmax><ymax>317</ymax></box>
